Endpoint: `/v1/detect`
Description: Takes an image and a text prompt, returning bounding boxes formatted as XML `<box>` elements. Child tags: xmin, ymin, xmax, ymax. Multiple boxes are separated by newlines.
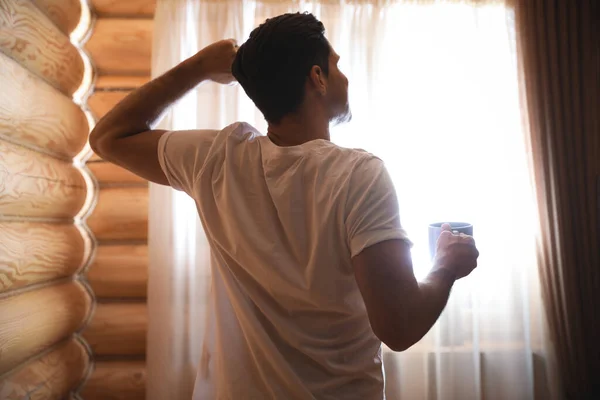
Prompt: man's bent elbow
<box><xmin>373</xmin><ymin>318</ymin><xmax>426</xmax><ymax>352</ymax></box>
<box><xmin>382</xmin><ymin>337</ymin><xmax>416</xmax><ymax>352</ymax></box>
<box><xmin>373</xmin><ymin>326</ymin><xmax>417</xmax><ymax>352</ymax></box>
<box><xmin>89</xmin><ymin>135</ymin><xmax>106</xmax><ymax>160</ymax></box>
<box><xmin>89</xmin><ymin>126</ymin><xmax>116</xmax><ymax>160</ymax></box>
<box><xmin>89</xmin><ymin>134</ymin><xmax>101</xmax><ymax>157</ymax></box>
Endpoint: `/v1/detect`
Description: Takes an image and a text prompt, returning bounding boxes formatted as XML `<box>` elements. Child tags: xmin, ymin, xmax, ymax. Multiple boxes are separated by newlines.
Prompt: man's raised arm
<box><xmin>89</xmin><ymin>40</ymin><xmax>238</xmax><ymax>185</ymax></box>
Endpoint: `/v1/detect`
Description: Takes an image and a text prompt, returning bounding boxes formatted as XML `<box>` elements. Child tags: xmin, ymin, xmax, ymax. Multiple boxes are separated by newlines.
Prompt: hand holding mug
<box><xmin>433</xmin><ymin>223</ymin><xmax>479</xmax><ymax>280</ymax></box>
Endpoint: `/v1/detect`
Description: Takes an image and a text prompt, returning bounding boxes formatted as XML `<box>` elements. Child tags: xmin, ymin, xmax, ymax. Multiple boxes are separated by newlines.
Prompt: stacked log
<box><xmin>78</xmin><ymin>1</ymin><xmax>156</xmax><ymax>398</ymax></box>
<box><xmin>0</xmin><ymin>0</ymin><xmax>94</xmax><ymax>398</ymax></box>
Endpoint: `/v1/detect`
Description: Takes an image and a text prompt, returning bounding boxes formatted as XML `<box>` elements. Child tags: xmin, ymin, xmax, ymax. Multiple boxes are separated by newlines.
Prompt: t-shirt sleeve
<box><xmin>345</xmin><ymin>156</ymin><xmax>412</xmax><ymax>258</ymax></box>
<box><xmin>157</xmin><ymin>129</ymin><xmax>219</xmax><ymax>194</ymax></box>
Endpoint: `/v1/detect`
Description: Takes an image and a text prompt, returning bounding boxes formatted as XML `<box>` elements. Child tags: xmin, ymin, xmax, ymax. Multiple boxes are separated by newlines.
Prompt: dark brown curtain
<box><xmin>514</xmin><ymin>0</ymin><xmax>600</xmax><ymax>398</ymax></box>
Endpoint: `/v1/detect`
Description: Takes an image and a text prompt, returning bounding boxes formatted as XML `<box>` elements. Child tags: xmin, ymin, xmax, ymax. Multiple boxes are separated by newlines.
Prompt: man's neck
<box><xmin>267</xmin><ymin>107</ymin><xmax>330</xmax><ymax>147</ymax></box>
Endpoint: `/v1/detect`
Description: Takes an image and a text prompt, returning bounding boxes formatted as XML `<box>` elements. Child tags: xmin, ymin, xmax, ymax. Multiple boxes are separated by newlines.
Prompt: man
<box><xmin>90</xmin><ymin>12</ymin><xmax>479</xmax><ymax>400</ymax></box>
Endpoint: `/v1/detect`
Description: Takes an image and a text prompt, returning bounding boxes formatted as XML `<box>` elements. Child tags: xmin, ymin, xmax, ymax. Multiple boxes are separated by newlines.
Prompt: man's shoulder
<box><xmin>200</xmin><ymin>122</ymin><xmax>264</xmax><ymax>157</ymax></box>
<box><xmin>317</xmin><ymin>141</ymin><xmax>383</xmax><ymax>171</ymax></box>
<box><xmin>215</xmin><ymin>122</ymin><xmax>384</xmax><ymax>172</ymax></box>
<box><xmin>219</xmin><ymin>122</ymin><xmax>263</xmax><ymax>141</ymax></box>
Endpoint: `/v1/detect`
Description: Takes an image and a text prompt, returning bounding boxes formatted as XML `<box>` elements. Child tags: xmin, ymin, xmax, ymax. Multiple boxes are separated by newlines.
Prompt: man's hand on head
<box><xmin>195</xmin><ymin>39</ymin><xmax>239</xmax><ymax>85</ymax></box>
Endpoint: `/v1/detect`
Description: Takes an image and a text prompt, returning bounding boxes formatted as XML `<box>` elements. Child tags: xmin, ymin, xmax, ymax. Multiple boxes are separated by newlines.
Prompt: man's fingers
<box><xmin>441</xmin><ymin>223</ymin><xmax>452</xmax><ymax>232</ymax></box>
<box><xmin>458</xmin><ymin>233</ymin><xmax>476</xmax><ymax>245</ymax></box>
<box><xmin>437</xmin><ymin>230</ymin><xmax>453</xmax><ymax>243</ymax></box>
<box><xmin>227</xmin><ymin>38</ymin><xmax>239</xmax><ymax>51</ymax></box>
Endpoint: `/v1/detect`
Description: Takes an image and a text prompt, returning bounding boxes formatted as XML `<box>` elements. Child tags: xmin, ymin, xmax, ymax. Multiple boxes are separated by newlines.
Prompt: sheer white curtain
<box><xmin>148</xmin><ymin>1</ymin><xmax>555</xmax><ymax>399</ymax></box>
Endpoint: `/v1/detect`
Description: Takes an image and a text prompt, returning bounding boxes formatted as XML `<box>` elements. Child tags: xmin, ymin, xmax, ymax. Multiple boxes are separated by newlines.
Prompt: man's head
<box><xmin>232</xmin><ymin>13</ymin><xmax>350</xmax><ymax>125</ymax></box>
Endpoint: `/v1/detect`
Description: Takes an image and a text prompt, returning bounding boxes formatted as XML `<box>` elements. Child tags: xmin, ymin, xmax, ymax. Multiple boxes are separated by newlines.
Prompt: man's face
<box><xmin>326</xmin><ymin>48</ymin><xmax>352</xmax><ymax>125</ymax></box>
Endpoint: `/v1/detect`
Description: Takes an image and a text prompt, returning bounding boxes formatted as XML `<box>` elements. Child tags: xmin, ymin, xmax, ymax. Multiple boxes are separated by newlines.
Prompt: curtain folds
<box><xmin>147</xmin><ymin>1</ymin><xmax>556</xmax><ymax>398</ymax></box>
<box><xmin>514</xmin><ymin>1</ymin><xmax>600</xmax><ymax>398</ymax></box>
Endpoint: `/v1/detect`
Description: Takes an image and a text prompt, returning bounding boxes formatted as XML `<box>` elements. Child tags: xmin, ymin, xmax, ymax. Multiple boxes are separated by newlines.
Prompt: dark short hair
<box><xmin>232</xmin><ymin>13</ymin><xmax>330</xmax><ymax>124</ymax></box>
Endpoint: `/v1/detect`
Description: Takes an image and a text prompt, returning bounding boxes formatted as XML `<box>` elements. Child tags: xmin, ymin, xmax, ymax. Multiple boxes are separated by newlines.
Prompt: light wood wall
<box><xmin>79</xmin><ymin>1</ymin><xmax>156</xmax><ymax>399</ymax></box>
<box><xmin>0</xmin><ymin>0</ymin><xmax>94</xmax><ymax>398</ymax></box>
<box><xmin>0</xmin><ymin>1</ymin><xmax>157</xmax><ymax>398</ymax></box>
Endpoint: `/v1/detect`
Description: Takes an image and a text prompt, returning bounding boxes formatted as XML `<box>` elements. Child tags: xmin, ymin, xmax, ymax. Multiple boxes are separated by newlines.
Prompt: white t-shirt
<box><xmin>157</xmin><ymin>122</ymin><xmax>410</xmax><ymax>400</ymax></box>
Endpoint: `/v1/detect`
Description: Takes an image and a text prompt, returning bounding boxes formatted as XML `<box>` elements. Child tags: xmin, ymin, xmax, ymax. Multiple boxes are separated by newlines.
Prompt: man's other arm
<box><xmin>353</xmin><ymin>229</ymin><xmax>477</xmax><ymax>352</ymax></box>
<box><xmin>346</xmin><ymin>158</ymin><xmax>479</xmax><ymax>351</ymax></box>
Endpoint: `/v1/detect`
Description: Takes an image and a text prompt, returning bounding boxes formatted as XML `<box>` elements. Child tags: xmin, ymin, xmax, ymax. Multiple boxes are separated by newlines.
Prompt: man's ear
<box><xmin>309</xmin><ymin>65</ymin><xmax>327</xmax><ymax>95</ymax></box>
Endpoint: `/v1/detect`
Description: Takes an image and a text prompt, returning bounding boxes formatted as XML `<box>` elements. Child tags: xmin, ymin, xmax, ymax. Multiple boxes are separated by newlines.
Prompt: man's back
<box><xmin>89</xmin><ymin>14</ymin><xmax>478</xmax><ymax>399</ymax></box>
<box><xmin>158</xmin><ymin>122</ymin><xmax>410</xmax><ymax>399</ymax></box>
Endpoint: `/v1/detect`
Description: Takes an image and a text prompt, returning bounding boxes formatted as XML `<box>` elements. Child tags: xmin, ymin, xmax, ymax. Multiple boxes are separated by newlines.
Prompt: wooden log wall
<box><xmin>0</xmin><ymin>0</ymin><xmax>94</xmax><ymax>398</ymax></box>
<box><xmin>79</xmin><ymin>1</ymin><xmax>156</xmax><ymax>399</ymax></box>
